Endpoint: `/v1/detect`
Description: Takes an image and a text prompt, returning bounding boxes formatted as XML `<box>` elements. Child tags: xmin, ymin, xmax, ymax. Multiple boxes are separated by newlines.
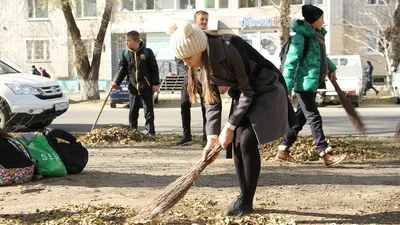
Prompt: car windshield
<box><xmin>0</xmin><ymin>60</ymin><xmax>19</xmax><ymax>75</ymax></box>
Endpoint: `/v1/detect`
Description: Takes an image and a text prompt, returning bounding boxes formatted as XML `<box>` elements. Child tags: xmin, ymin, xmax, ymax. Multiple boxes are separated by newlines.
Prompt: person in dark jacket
<box><xmin>112</xmin><ymin>30</ymin><xmax>160</xmax><ymax>139</ymax></box>
<box><xmin>276</xmin><ymin>5</ymin><xmax>347</xmax><ymax>166</ymax></box>
<box><xmin>31</xmin><ymin>65</ymin><xmax>40</xmax><ymax>75</ymax></box>
<box><xmin>176</xmin><ymin>10</ymin><xmax>211</xmax><ymax>147</ymax></box>
<box><xmin>166</xmin><ymin>21</ymin><xmax>289</xmax><ymax>216</ymax></box>
<box><xmin>39</xmin><ymin>67</ymin><xmax>51</xmax><ymax>79</ymax></box>
<box><xmin>363</xmin><ymin>61</ymin><xmax>379</xmax><ymax>95</ymax></box>
<box><xmin>176</xmin><ymin>57</ymin><xmax>207</xmax><ymax>146</ymax></box>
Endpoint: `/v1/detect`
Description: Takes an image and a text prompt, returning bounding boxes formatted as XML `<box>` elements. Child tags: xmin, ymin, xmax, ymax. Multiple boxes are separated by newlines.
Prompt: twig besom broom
<box><xmin>330</xmin><ymin>79</ymin><xmax>366</xmax><ymax>134</ymax></box>
<box><xmin>134</xmin><ymin>141</ymin><xmax>223</xmax><ymax>221</ymax></box>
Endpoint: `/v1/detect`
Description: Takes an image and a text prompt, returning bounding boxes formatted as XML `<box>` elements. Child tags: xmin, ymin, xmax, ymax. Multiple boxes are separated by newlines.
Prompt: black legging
<box><xmin>233</xmin><ymin>119</ymin><xmax>260</xmax><ymax>207</ymax></box>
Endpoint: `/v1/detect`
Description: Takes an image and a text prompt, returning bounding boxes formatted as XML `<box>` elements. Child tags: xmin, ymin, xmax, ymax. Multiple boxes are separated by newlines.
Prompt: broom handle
<box><xmin>91</xmin><ymin>90</ymin><xmax>111</xmax><ymax>132</ymax></box>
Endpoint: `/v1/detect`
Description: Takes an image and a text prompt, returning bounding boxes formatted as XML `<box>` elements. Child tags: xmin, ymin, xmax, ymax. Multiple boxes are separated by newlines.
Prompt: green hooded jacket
<box><xmin>282</xmin><ymin>20</ymin><xmax>336</xmax><ymax>94</ymax></box>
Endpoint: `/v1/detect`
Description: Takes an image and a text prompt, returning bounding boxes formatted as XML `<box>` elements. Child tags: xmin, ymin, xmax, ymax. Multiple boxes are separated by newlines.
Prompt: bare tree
<box><xmin>280</xmin><ymin>0</ymin><xmax>291</xmax><ymax>45</ymax></box>
<box><xmin>343</xmin><ymin>0</ymin><xmax>399</xmax><ymax>90</ymax></box>
<box><xmin>60</xmin><ymin>0</ymin><xmax>114</xmax><ymax>100</ymax></box>
<box><xmin>389</xmin><ymin>0</ymin><xmax>400</xmax><ymax>72</ymax></box>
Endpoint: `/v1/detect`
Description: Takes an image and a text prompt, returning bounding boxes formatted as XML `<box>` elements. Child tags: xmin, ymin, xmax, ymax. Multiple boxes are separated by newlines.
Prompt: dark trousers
<box><xmin>129</xmin><ymin>92</ymin><xmax>155</xmax><ymax>134</ymax></box>
<box><xmin>364</xmin><ymin>87</ymin><xmax>379</xmax><ymax>95</ymax></box>
<box><xmin>281</xmin><ymin>91</ymin><xmax>328</xmax><ymax>151</ymax></box>
<box><xmin>180</xmin><ymin>84</ymin><xmax>206</xmax><ymax>138</ymax></box>
<box><xmin>233</xmin><ymin>119</ymin><xmax>260</xmax><ymax>207</ymax></box>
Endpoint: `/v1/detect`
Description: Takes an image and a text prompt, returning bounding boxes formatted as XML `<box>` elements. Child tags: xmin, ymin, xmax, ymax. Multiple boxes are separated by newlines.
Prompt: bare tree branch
<box><xmin>90</xmin><ymin>0</ymin><xmax>114</xmax><ymax>80</ymax></box>
<box><xmin>60</xmin><ymin>0</ymin><xmax>90</xmax><ymax>79</ymax></box>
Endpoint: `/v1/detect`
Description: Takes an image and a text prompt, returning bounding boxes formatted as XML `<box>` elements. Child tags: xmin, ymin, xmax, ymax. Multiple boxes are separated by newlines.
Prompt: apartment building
<box><xmin>330</xmin><ymin>0</ymin><xmax>395</xmax><ymax>87</ymax></box>
<box><xmin>0</xmin><ymin>0</ymin><xmax>394</xmax><ymax>86</ymax></box>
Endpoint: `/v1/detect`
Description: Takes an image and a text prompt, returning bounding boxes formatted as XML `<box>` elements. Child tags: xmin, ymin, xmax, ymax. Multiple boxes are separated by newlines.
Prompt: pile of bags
<box><xmin>0</xmin><ymin>128</ymin><xmax>88</xmax><ymax>186</ymax></box>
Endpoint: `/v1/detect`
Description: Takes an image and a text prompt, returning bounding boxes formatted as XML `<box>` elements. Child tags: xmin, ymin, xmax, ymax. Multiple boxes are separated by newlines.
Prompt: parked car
<box><xmin>109</xmin><ymin>81</ymin><xmax>129</xmax><ymax>108</ymax></box>
<box><xmin>109</xmin><ymin>80</ymin><xmax>159</xmax><ymax>108</ymax></box>
<box><xmin>316</xmin><ymin>55</ymin><xmax>364</xmax><ymax>107</ymax></box>
<box><xmin>0</xmin><ymin>60</ymin><xmax>69</xmax><ymax>131</ymax></box>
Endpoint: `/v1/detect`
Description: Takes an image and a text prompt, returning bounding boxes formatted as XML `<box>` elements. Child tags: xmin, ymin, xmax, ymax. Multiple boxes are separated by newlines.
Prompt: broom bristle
<box><xmin>133</xmin><ymin>142</ymin><xmax>223</xmax><ymax>222</ymax></box>
<box><xmin>331</xmin><ymin>79</ymin><xmax>366</xmax><ymax>134</ymax></box>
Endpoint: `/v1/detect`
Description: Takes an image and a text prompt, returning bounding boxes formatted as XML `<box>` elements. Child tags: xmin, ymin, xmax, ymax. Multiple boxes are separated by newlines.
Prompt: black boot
<box><xmin>176</xmin><ymin>135</ymin><xmax>192</xmax><ymax>146</ymax></box>
<box><xmin>225</xmin><ymin>195</ymin><xmax>254</xmax><ymax>217</ymax></box>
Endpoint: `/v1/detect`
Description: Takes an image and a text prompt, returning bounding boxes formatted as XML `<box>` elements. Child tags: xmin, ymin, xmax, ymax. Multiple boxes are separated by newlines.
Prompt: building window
<box><xmin>136</xmin><ymin>0</ymin><xmax>155</xmax><ymax>10</ymax></box>
<box><xmin>243</xmin><ymin>0</ymin><xmax>323</xmax><ymax>8</ymax></box>
<box><xmin>178</xmin><ymin>0</ymin><xmax>195</xmax><ymax>9</ymax></box>
<box><xmin>28</xmin><ymin>0</ymin><xmax>48</xmax><ymax>19</ymax></box>
<box><xmin>260</xmin><ymin>0</ymin><xmax>279</xmax><ymax>6</ymax></box>
<box><xmin>119</xmin><ymin>0</ymin><xmax>195</xmax><ymax>10</ymax></box>
<box><xmin>373</xmin><ymin>76</ymin><xmax>386</xmax><ymax>85</ymax></box>
<box><xmin>303</xmin><ymin>0</ymin><xmax>323</xmax><ymax>4</ymax></box>
<box><xmin>366</xmin><ymin>32</ymin><xmax>379</xmax><ymax>54</ymax></box>
<box><xmin>76</xmin><ymin>0</ymin><xmax>97</xmax><ymax>17</ymax></box>
<box><xmin>219</xmin><ymin>0</ymin><xmax>228</xmax><ymax>8</ymax></box>
<box><xmin>205</xmin><ymin>0</ymin><xmax>228</xmax><ymax>8</ymax></box>
<box><xmin>292</xmin><ymin>0</ymin><xmax>324</xmax><ymax>4</ymax></box>
<box><xmin>83</xmin><ymin>39</ymin><xmax>94</xmax><ymax>61</ymax></box>
<box><xmin>240</xmin><ymin>0</ymin><xmax>256</xmax><ymax>7</ymax></box>
<box><xmin>367</xmin><ymin>0</ymin><xmax>389</xmax><ymax>5</ymax></box>
<box><xmin>155</xmin><ymin>0</ymin><xmax>175</xmax><ymax>9</ymax></box>
<box><xmin>26</xmin><ymin>40</ymin><xmax>50</xmax><ymax>61</ymax></box>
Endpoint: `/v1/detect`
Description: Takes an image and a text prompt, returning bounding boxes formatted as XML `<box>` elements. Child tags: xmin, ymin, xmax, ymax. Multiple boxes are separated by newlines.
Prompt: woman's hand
<box><xmin>202</xmin><ymin>137</ymin><xmax>217</xmax><ymax>161</ymax></box>
<box><xmin>219</xmin><ymin>125</ymin><xmax>234</xmax><ymax>149</ymax></box>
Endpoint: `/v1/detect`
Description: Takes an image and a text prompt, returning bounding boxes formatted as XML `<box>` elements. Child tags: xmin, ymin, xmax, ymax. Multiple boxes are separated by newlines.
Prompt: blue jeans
<box><xmin>281</xmin><ymin>91</ymin><xmax>328</xmax><ymax>151</ymax></box>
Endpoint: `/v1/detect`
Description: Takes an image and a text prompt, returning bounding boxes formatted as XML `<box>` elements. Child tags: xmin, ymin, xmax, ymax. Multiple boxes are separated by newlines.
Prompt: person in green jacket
<box><xmin>276</xmin><ymin>4</ymin><xmax>347</xmax><ymax>167</ymax></box>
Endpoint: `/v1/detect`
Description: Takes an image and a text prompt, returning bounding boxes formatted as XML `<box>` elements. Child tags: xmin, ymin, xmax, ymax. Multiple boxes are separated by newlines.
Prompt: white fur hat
<box><xmin>165</xmin><ymin>21</ymin><xmax>207</xmax><ymax>59</ymax></box>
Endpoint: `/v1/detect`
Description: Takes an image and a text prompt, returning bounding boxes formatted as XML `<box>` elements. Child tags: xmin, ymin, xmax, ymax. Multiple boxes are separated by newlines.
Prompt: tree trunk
<box><xmin>80</xmin><ymin>77</ymin><xmax>100</xmax><ymax>100</ymax></box>
<box><xmin>384</xmin><ymin>51</ymin><xmax>393</xmax><ymax>90</ymax></box>
<box><xmin>280</xmin><ymin>0</ymin><xmax>291</xmax><ymax>45</ymax></box>
<box><xmin>60</xmin><ymin>0</ymin><xmax>113</xmax><ymax>100</ymax></box>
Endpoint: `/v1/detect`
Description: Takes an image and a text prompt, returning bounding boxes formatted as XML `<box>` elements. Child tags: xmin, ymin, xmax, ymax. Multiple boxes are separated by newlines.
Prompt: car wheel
<box><xmin>26</xmin><ymin>119</ymin><xmax>54</xmax><ymax>130</ymax></box>
<box><xmin>110</xmin><ymin>103</ymin><xmax>116</xmax><ymax>108</ymax></box>
<box><xmin>0</xmin><ymin>104</ymin><xmax>13</xmax><ymax>132</ymax></box>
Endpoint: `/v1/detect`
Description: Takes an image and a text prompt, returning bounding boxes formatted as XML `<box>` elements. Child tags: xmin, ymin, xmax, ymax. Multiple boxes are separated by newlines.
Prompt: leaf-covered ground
<box><xmin>0</xmin><ymin>203</ymin><xmax>295</xmax><ymax>225</ymax></box>
<box><xmin>78</xmin><ymin>125</ymin><xmax>399</xmax><ymax>162</ymax></box>
<box><xmin>2</xmin><ymin>126</ymin><xmax>398</xmax><ymax>225</ymax></box>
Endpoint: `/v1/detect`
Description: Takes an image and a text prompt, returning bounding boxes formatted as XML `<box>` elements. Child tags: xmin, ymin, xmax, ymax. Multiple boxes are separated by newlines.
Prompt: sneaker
<box><xmin>145</xmin><ymin>133</ymin><xmax>156</xmax><ymax>141</ymax></box>
<box><xmin>320</xmin><ymin>147</ymin><xmax>347</xmax><ymax>167</ymax></box>
<box><xmin>176</xmin><ymin>135</ymin><xmax>192</xmax><ymax>146</ymax></box>
<box><xmin>275</xmin><ymin>145</ymin><xmax>296</xmax><ymax>164</ymax></box>
<box><xmin>225</xmin><ymin>195</ymin><xmax>253</xmax><ymax>217</ymax></box>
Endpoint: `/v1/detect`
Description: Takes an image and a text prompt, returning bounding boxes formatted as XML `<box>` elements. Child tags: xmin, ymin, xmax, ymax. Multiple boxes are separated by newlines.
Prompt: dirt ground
<box><xmin>1</xmin><ymin>143</ymin><xmax>399</xmax><ymax>225</ymax></box>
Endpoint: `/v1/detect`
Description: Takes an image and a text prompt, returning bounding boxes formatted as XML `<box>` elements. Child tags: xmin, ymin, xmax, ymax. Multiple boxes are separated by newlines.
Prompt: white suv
<box><xmin>0</xmin><ymin>60</ymin><xmax>69</xmax><ymax>131</ymax></box>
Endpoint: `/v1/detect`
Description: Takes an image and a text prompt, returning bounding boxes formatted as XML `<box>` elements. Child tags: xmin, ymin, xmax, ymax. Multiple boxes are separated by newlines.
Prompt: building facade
<box><xmin>0</xmin><ymin>0</ymin><xmax>394</xmax><ymax>87</ymax></box>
